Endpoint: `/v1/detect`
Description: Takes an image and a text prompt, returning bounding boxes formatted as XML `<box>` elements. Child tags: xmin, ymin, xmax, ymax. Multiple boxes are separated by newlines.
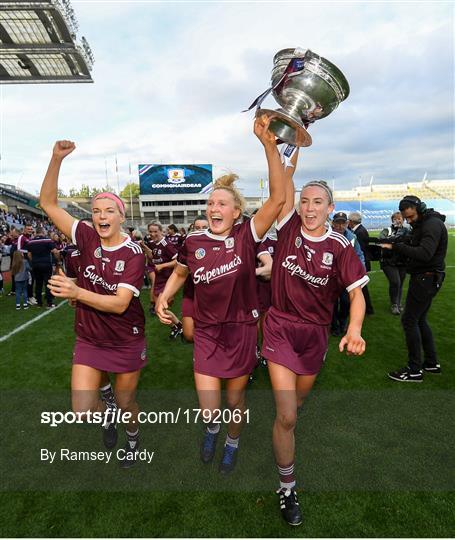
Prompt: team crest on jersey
<box><xmin>295</xmin><ymin>237</ymin><xmax>302</xmax><ymax>248</ymax></box>
<box><xmin>94</xmin><ymin>247</ymin><xmax>102</xmax><ymax>259</ymax></box>
<box><xmin>322</xmin><ymin>252</ymin><xmax>333</xmax><ymax>266</ymax></box>
<box><xmin>252</xmin><ymin>309</ymin><xmax>259</xmax><ymax>318</ymax></box>
<box><xmin>268</xmin><ymin>246</ymin><xmax>274</xmax><ymax>254</ymax></box>
<box><xmin>225</xmin><ymin>238</ymin><xmax>234</xmax><ymax>249</ymax></box>
<box><xmin>195</xmin><ymin>248</ymin><xmax>206</xmax><ymax>260</ymax></box>
<box><xmin>115</xmin><ymin>260</ymin><xmax>125</xmax><ymax>272</ymax></box>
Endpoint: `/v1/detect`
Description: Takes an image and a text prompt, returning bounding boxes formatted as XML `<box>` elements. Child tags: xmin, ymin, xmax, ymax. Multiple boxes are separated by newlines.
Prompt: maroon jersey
<box><xmin>256</xmin><ymin>236</ymin><xmax>276</xmax><ymax>313</ymax></box>
<box><xmin>178</xmin><ymin>219</ymin><xmax>262</xmax><ymax>325</ymax></box>
<box><xmin>166</xmin><ymin>233</ymin><xmax>184</xmax><ymax>251</ymax></box>
<box><xmin>149</xmin><ymin>238</ymin><xmax>178</xmax><ymax>291</ymax></box>
<box><xmin>66</xmin><ymin>249</ymin><xmax>80</xmax><ymax>279</ymax></box>
<box><xmin>71</xmin><ymin>220</ymin><xmax>146</xmax><ymax>346</ymax></box>
<box><xmin>271</xmin><ymin>210</ymin><xmax>369</xmax><ymax>325</ymax></box>
<box><xmin>183</xmin><ymin>275</ymin><xmax>194</xmax><ymax>300</ymax></box>
<box><xmin>17</xmin><ymin>233</ymin><xmax>31</xmax><ymax>253</ymax></box>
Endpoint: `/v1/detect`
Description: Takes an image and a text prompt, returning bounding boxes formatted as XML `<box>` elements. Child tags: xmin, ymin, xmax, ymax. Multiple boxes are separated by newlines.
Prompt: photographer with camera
<box><xmin>382</xmin><ymin>196</ymin><xmax>448</xmax><ymax>382</ymax></box>
<box><xmin>378</xmin><ymin>211</ymin><xmax>410</xmax><ymax>315</ymax></box>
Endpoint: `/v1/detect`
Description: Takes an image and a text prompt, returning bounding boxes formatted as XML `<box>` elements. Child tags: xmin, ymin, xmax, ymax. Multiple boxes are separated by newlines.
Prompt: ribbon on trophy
<box><xmin>279</xmin><ymin>143</ymin><xmax>298</xmax><ymax>169</ymax></box>
<box><xmin>242</xmin><ymin>50</ymin><xmax>307</xmax><ymax>113</ymax></box>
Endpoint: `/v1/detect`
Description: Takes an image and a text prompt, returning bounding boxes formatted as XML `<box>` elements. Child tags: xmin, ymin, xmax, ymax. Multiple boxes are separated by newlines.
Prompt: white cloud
<box><xmin>1</xmin><ymin>1</ymin><xmax>453</xmax><ymax>198</ymax></box>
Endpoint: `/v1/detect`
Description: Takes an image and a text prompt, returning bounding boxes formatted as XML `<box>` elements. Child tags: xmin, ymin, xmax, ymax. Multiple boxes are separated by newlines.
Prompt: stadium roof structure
<box><xmin>0</xmin><ymin>0</ymin><xmax>94</xmax><ymax>84</ymax></box>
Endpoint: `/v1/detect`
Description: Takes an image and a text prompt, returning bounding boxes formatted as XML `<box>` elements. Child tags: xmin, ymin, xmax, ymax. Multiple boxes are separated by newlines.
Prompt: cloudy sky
<box><xmin>1</xmin><ymin>1</ymin><xmax>453</xmax><ymax>196</ymax></box>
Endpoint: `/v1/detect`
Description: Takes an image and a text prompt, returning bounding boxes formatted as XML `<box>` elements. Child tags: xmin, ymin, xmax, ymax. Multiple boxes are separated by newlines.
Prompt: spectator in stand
<box><xmin>11</xmin><ymin>250</ymin><xmax>30</xmax><ymax>310</ymax></box>
<box><xmin>331</xmin><ymin>212</ymin><xmax>365</xmax><ymax>336</ymax></box>
<box><xmin>378</xmin><ymin>212</ymin><xmax>410</xmax><ymax>315</ymax></box>
<box><xmin>28</xmin><ymin>226</ymin><xmax>60</xmax><ymax>308</ymax></box>
<box><xmin>348</xmin><ymin>211</ymin><xmax>374</xmax><ymax>315</ymax></box>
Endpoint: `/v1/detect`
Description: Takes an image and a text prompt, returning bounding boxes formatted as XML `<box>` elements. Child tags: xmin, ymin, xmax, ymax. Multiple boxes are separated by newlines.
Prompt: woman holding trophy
<box><xmin>156</xmin><ymin>115</ymin><xmax>288</xmax><ymax>475</ymax></box>
<box><xmin>249</xmin><ymin>47</ymin><xmax>368</xmax><ymax>526</ymax></box>
<box><xmin>262</xmin><ymin>160</ymin><xmax>368</xmax><ymax>525</ymax></box>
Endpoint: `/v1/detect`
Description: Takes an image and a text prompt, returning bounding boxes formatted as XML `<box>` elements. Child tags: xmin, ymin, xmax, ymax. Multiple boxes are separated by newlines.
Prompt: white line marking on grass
<box><xmin>0</xmin><ymin>301</ymin><xmax>68</xmax><ymax>343</ymax></box>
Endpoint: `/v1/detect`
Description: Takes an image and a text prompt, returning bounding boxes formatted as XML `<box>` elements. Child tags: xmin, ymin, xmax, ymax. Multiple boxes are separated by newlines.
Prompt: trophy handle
<box><xmin>256</xmin><ymin>108</ymin><xmax>312</xmax><ymax>147</ymax></box>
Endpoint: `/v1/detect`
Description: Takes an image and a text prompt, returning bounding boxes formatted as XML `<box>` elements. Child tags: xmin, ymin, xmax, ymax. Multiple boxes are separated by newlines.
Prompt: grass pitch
<box><xmin>0</xmin><ymin>234</ymin><xmax>454</xmax><ymax>537</ymax></box>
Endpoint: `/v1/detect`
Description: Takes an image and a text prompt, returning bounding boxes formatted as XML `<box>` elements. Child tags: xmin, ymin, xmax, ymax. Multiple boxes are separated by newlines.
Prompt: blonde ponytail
<box><xmin>212</xmin><ymin>173</ymin><xmax>246</xmax><ymax>213</ymax></box>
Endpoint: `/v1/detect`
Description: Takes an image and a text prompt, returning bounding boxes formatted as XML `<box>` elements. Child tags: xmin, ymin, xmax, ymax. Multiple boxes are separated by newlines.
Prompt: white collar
<box><xmin>101</xmin><ymin>233</ymin><xmax>130</xmax><ymax>251</ymax></box>
<box><xmin>300</xmin><ymin>224</ymin><xmax>332</xmax><ymax>243</ymax></box>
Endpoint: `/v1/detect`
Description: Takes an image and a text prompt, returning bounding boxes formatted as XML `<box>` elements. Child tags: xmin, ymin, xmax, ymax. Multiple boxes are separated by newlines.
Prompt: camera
<box><xmin>368</xmin><ymin>234</ymin><xmax>410</xmax><ymax>262</ymax></box>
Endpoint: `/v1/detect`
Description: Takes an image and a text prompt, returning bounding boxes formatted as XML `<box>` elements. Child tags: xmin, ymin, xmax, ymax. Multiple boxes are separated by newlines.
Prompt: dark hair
<box><xmin>168</xmin><ymin>224</ymin><xmax>178</xmax><ymax>234</ymax></box>
<box><xmin>194</xmin><ymin>215</ymin><xmax>207</xmax><ymax>223</ymax></box>
<box><xmin>399</xmin><ymin>195</ymin><xmax>427</xmax><ymax>214</ymax></box>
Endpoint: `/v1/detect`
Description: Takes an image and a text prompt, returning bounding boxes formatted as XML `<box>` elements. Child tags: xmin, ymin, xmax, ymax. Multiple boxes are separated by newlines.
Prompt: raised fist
<box><xmin>53</xmin><ymin>140</ymin><xmax>76</xmax><ymax>160</ymax></box>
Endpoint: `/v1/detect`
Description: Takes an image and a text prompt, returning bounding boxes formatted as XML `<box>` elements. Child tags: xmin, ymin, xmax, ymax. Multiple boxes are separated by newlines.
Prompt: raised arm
<box><xmin>277</xmin><ymin>147</ymin><xmax>299</xmax><ymax>223</ymax></box>
<box><xmin>252</xmin><ymin>115</ymin><xmax>286</xmax><ymax>239</ymax></box>
<box><xmin>40</xmin><ymin>141</ymin><xmax>77</xmax><ymax>239</ymax></box>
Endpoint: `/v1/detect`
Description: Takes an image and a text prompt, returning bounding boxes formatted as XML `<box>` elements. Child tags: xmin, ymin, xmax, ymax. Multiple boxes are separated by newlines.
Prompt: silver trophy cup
<box><xmin>256</xmin><ymin>48</ymin><xmax>350</xmax><ymax>147</ymax></box>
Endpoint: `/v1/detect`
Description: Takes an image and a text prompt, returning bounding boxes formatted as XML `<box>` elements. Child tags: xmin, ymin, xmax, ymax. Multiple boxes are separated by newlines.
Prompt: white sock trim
<box><xmin>225</xmin><ymin>434</ymin><xmax>239</xmax><ymax>448</ymax></box>
<box><xmin>207</xmin><ymin>424</ymin><xmax>220</xmax><ymax>434</ymax></box>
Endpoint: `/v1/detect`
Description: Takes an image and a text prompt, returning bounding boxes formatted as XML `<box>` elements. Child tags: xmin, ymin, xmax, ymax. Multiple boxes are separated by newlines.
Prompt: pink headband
<box><xmin>92</xmin><ymin>192</ymin><xmax>125</xmax><ymax>216</ymax></box>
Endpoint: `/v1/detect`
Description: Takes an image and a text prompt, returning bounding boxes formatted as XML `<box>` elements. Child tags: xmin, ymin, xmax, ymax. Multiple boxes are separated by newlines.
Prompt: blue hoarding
<box><xmin>139</xmin><ymin>164</ymin><xmax>213</xmax><ymax>195</ymax></box>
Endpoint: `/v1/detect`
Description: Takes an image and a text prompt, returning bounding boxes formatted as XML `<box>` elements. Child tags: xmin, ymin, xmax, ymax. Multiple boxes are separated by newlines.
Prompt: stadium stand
<box><xmin>1</xmin><ymin>179</ymin><xmax>453</xmax><ymax>231</ymax></box>
<box><xmin>322</xmin><ymin>180</ymin><xmax>455</xmax><ymax>229</ymax></box>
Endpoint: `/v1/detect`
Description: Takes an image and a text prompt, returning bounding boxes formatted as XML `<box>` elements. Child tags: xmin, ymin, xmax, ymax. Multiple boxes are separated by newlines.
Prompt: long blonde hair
<box><xmin>212</xmin><ymin>173</ymin><xmax>246</xmax><ymax>213</ymax></box>
<box><xmin>11</xmin><ymin>250</ymin><xmax>24</xmax><ymax>275</ymax></box>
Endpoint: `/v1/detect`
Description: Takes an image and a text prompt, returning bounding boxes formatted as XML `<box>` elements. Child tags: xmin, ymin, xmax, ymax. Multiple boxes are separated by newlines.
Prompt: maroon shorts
<box><xmin>257</xmin><ymin>280</ymin><xmax>272</xmax><ymax>314</ymax></box>
<box><xmin>146</xmin><ymin>265</ymin><xmax>155</xmax><ymax>274</ymax></box>
<box><xmin>262</xmin><ymin>307</ymin><xmax>328</xmax><ymax>375</ymax></box>
<box><xmin>73</xmin><ymin>337</ymin><xmax>147</xmax><ymax>373</ymax></box>
<box><xmin>182</xmin><ymin>296</ymin><xmax>194</xmax><ymax>318</ymax></box>
<box><xmin>193</xmin><ymin>321</ymin><xmax>257</xmax><ymax>379</ymax></box>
